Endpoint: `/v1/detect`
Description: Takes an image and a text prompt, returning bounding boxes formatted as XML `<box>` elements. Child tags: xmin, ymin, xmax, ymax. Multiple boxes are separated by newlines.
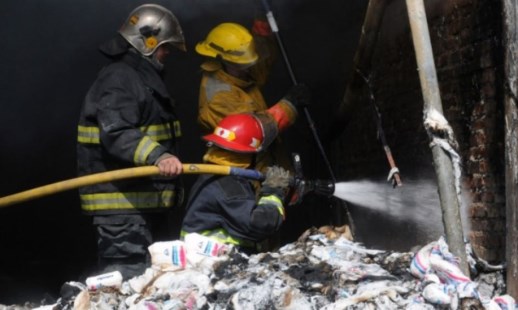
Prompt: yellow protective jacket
<box><xmin>197</xmin><ymin>61</ymin><xmax>296</xmax><ymax>173</ymax></box>
<box><xmin>198</xmin><ymin>61</ymin><xmax>268</xmax><ymax>134</ymax></box>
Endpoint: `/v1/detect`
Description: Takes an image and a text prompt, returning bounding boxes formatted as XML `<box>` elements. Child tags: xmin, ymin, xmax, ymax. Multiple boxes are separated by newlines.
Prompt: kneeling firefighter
<box><xmin>181</xmin><ymin>113</ymin><xmax>292</xmax><ymax>253</ymax></box>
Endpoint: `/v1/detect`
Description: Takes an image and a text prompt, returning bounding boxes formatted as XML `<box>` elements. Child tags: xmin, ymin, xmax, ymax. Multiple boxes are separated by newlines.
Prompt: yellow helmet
<box><xmin>195</xmin><ymin>23</ymin><xmax>258</xmax><ymax>65</ymax></box>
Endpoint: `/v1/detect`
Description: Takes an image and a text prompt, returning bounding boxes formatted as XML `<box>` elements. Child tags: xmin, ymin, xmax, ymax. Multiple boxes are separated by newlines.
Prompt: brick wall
<box><xmin>332</xmin><ymin>0</ymin><xmax>505</xmax><ymax>262</ymax></box>
<box><xmin>431</xmin><ymin>0</ymin><xmax>505</xmax><ymax>262</ymax></box>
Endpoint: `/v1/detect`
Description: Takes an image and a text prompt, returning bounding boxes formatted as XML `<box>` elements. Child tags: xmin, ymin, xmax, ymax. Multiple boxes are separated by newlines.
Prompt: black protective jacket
<box><xmin>77</xmin><ymin>51</ymin><xmax>181</xmax><ymax>215</ymax></box>
<box><xmin>181</xmin><ymin>174</ymin><xmax>284</xmax><ymax>245</ymax></box>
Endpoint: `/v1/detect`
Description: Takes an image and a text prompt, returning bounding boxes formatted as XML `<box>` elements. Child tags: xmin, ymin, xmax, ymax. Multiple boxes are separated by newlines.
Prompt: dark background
<box><xmin>0</xmin><ymin>0</ymin><xmax>367</xmax><ymax>304</ymax></box>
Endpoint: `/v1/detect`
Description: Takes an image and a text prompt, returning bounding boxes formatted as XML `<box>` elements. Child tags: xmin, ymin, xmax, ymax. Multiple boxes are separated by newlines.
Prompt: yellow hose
<box><xmin>0</xmin><ymin>164</ymin><xmax>240</xmax><ymax>208</ymax></box>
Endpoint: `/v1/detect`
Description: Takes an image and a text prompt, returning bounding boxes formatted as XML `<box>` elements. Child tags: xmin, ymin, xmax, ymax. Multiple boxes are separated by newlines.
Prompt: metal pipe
<box><xmin>502</xmin><ymin>0</ymin><xmax>518</xmax><ymax>298</ymax></box>
<box><xmin>260</xmin><ymin>0</ymin><xmax>336</xmax><ymax>183</ymax></box>
<box><xmin>357</xmin><ymin>69</ymin><xmax>402</xmax><ymax>187</ymax></box>
<box><xmin>405</xmin><ymin>0</ymin><xmax>469</xmax><ymax>275</ymax></box>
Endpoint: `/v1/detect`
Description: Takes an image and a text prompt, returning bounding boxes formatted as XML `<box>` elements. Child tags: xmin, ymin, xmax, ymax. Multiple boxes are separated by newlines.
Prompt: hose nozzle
<box><xmin>306</xmin><ymin>179</ymin><xmax>335</xmax><ymax>197</ymax></box>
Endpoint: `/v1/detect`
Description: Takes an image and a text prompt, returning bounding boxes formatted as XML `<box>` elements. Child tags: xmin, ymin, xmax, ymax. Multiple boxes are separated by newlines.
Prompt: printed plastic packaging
<box><xmin>422</xmin><ymin>282</ymin><xmax>452</xmax><ymax>305</ymax></box>
<box><xmin>86</xmin><ymin>271</ymin><xmax>123</xmax><ymax>291</ymax></box>
<box><xmin>148</xmin><ymin>240</ymin><xmax>187</xmax><ymax>271</ymax></box>
<box><xmin>184</xmin><ymin>233</ymin><xmax>230</xmax><ymax>257</ymax></box>
<box><xmin>493</xmin><ymin>295</ymin><xmax>516</xmax><ymax>310</ymax></box>
<box><xmin>410</xmin><ymin>242</ymin><xmax>435</xmax><ymax>279</ymax></box>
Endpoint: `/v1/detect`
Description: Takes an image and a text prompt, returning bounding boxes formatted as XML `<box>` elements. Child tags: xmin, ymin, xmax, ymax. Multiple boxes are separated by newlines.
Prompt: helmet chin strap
<box><xmin>147</xmin><ymin>52</ymin><xmax>165</xmax><ymax>71</ymax></box>
<box><xmin>222</xmin><ymin>60</ymin><xmax>253</xmax><ymax>80</ymax></box>
<box><xmin>130</xmin><ymin>47</ymin><xmax>164</xmax><ymax>71</ymax></box>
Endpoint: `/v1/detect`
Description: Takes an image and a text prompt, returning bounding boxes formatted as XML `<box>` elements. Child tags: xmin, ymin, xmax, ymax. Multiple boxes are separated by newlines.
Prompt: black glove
<box><xmin>283</xmin><ymin>84</ymin><xmax>311</xmax><ymax>108</ymax></box>
<box><xmin>260</xmin><ymin>166</ymin><xmax>292</xmax><ymax>200</ymax></box>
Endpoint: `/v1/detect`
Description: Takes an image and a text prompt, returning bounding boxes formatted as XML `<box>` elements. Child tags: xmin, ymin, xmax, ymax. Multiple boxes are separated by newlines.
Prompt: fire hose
<box><xmin>0</xmin><ymin>164</ymin><xmax>264</xmax><ymax>208</ymax></box>
<box><xmin>0</xmin><ymin>161</ymin><xmax>335</xmax><ymax>209</ymax></box>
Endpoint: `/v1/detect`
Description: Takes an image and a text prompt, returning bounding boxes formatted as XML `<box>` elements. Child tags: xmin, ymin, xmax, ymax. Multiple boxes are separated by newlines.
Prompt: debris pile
<box><xmin>4</xmin><ymin>225</ymin><xmax>513</xmax><ymax>310</ymax></box>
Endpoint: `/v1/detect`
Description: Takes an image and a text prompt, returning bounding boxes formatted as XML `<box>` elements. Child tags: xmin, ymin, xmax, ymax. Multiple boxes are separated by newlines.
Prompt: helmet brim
<box><xmin>195</xmin><ymin>42</ymin><xmax>218</xmax><ymax>58</ymax></box>
<box><xmin>195</xmin><ymin>41</ymin><xmax>258</xmax><ymax>65</ymax></box>
<box><xmin>202</xmin><ymin>134</ymin><xmax>258</xmax><ymax>153</ymax></box>
<box><xmin>99</xmin><ymin>35</ymin><xmax>130</xmax><ymax>56</ymax></box>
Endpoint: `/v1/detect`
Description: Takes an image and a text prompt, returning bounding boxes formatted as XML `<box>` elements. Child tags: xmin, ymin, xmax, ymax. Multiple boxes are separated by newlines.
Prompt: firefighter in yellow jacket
<box><xmin>195</xmin><ymin>22</ymin><xmax>311</xmax><ymax>174</ymax></box>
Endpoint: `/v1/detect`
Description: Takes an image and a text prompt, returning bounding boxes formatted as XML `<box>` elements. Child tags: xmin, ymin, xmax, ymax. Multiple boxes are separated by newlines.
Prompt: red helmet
<box><xmin>203</xmin><ymin>113</ymin><xmax>266</xmax><ymax>153</ymax></box>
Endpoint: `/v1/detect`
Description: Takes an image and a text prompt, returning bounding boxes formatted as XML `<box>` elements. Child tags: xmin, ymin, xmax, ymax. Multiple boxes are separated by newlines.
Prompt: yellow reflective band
<box><xmin>173</xmin><ymin>120</ymin><xmax>182</xmax><ymax>138</ymax></box>
<box><xmin>134</xmin><ymin>136</ymin><xmax>160</xmax><ymax>165</ymax></box>
<box><xmin>258</xmin><ymin>194</ymin><xmax>285</xmax><ymax>219</ymax></box>
<box><xmin>80</xmin><ymin>190</ymin><xmax>175</xmax><ymax>211</ymax></box>
<box><xmin>77</xmin><ymin>126</ymin><xmax>100</xmax><ymax>144</ymax></box>
<box><xmin>140</xmin><ymin>123</ymin><xmax>173</xmax><ymax>141</ymax></box>
<box><xmin>180</xmin><ymin>229</ymin><xmax>254</xmax><ymax>247</ymax></box>
<box><xmin>160</xmin><ymin>190</ymin><xmax>175</xmax><ymax>206</ymax></box>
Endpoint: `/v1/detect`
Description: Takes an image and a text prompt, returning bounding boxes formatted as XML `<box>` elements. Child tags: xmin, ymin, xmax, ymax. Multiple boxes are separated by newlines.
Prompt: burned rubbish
<box><xmin>9</xmin><ymin>225</ymin><xmax>513</xmax><ymax>310</ymax></box>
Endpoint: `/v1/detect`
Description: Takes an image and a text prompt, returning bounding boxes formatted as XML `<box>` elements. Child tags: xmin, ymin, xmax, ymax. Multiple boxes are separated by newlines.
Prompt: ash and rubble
<box><xmin>2</xmin><ymin>225</ymin><xmax>512</xmax><ymax>310</ymax></box>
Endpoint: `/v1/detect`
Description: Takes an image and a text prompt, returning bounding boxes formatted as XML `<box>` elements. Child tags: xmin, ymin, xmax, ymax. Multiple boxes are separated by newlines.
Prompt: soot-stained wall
<box><xmin>0</xmin><ymin>0</ymin><xmax>367</xmax><ymax>303</ymax></box>
<box><xmin>331</xmin><ymin>0</ymin><xmax>505</xmax><ymax>262</ymax></box>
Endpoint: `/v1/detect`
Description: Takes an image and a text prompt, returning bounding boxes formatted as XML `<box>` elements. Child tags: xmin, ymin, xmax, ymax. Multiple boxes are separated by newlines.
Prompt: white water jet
<box><xmin>333</xmin><ymin>177</ymin><xmax>472</xmax><ymax>227</ymax></box>
<box><xmin>333</xmin><ymin>178</ymin><xmax>447</xmax><ymax>250</ymax></box>
<box><xmin>334</xmin><ymin>178</ymin><xmax>440</xmax><ymax>223</ymax></box>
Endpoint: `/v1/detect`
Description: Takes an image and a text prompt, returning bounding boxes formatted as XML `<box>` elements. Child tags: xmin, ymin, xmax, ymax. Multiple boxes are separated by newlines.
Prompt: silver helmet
<box><xmin>119</xmin><ymin>4</ymin><xmax>186</xmax><ymax>56</ymax></box>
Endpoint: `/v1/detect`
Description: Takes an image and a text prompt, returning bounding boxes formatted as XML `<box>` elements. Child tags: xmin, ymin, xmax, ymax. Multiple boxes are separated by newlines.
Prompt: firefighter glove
<box><xmin>260</xmin><ymin>166</ymin><xmax>292</xmax><ymax>200</ymax></box>
<box><xmin>283</xmin><ymin>84</ymin><xmax>311</xmax><ymax>108</ymax></box>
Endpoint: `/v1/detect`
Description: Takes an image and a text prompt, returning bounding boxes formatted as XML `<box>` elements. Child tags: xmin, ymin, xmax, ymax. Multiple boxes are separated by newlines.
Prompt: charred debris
<box><xmin>1</xmin><ymin>225</ymin><xmax>509</xmax><ymax>310</ymax></box>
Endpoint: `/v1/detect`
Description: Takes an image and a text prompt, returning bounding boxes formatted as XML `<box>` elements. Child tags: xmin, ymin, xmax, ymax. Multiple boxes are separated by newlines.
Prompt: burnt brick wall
<box><xmin>428</xmin><ymin>0</ymin><xmax>505</xmax><ymax>262</ymax></box>
<box><xmin>332</xmin><ymin>0</ymin><xmax>505</xmax><ymax>262</ymax></box>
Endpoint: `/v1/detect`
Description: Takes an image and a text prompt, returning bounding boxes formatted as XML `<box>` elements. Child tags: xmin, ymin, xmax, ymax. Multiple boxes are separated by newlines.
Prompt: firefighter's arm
<box><xmin>265</xmin><ymin>85</ymin><xmax>311</xmax><ymax>132</ymax></box>
<box><xmin>250</xmin><ymin>166</ymin><xmax>291</xmax><ymax>233</ymax></box>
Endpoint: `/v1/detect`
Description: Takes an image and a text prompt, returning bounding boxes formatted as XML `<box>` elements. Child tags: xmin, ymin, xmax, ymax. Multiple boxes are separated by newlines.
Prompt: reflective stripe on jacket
<box><xmin>77</xmin><ymin>52</ymin><xmax>181</xmax><ymax>214</ymax></box>
<box><xmin>180</xmin><ymin>228</ymin><xmax>255</xmax><ymax>248</ymax></box>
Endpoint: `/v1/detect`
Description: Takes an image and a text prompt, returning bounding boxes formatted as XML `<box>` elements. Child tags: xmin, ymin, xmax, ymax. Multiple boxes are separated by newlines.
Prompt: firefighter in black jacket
<box><xmin>77</xmin><ymin>4</ymin><xmax>185</xmax><ymax>279</ymax></box>
<box><xmin>181</xmin><ymin>113</ymin><xmax>291</xmax><ymax>252</ymax></box>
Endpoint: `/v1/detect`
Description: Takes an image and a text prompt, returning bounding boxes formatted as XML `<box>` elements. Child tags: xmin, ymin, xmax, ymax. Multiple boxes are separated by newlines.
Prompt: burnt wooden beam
<box><xmin>405</xmin><ymin>0</ymin><xmax>469</xmax><ymax>275</ymax></box>
<box><xmin>503</xmin><ymin>0</ymin><xmax>518</xmax><ymax>299</ymax></box>
<box><xmin>328</xmin><ymin>0</ymin><xmax>390</xmax><ymax>140</ymax></box>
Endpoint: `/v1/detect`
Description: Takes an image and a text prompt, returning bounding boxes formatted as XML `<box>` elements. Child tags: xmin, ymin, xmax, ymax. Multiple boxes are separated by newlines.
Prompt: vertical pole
<box><xmin>503</xmin><ymin>0</ymin><xmax>518</xmax><ymax>299</ymax></box>
<box><xmin>405</xmin><ymin>0</ymin><xmax>469</xmax><ymax>275</ymax></box>
<box><xmin>260</xmin><ymin>0</ymin><xmax>336</xmax><ymax>183</ymax></box>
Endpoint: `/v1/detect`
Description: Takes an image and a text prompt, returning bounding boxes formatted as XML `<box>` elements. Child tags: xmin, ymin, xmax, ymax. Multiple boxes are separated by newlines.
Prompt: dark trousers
<box><xmin>92</xmin><ymin>213</ymin><xmax>172</xmax><ymax>280</ymax></box>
